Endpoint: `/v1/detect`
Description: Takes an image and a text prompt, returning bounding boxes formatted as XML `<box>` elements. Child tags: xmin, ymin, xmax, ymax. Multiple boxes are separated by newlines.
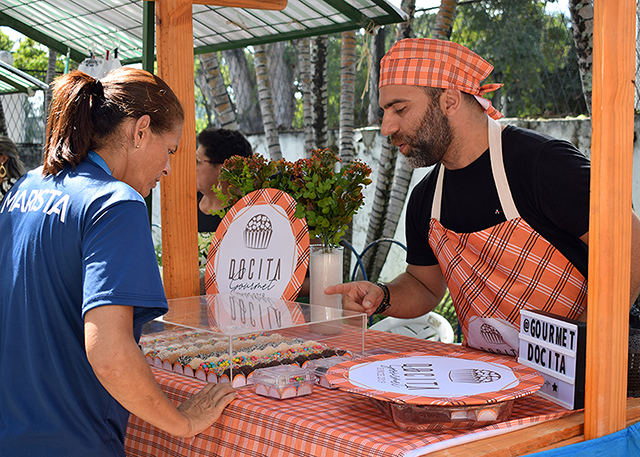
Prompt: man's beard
<box><xmin>391</xmin><ymin>100</ymin><xmax>453</xmax><ymax>169</ymax></box>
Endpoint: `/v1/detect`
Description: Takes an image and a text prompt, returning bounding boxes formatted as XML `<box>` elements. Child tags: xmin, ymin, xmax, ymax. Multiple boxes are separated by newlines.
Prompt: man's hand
<box><xmin>176</xmin><ymin>382</ymin><xmax>237</xmax><ymax>437</ymax></box>
<box><xmin>324</xmin><ymin>281</ymin><xmax>383</xmax><ymax>316</ymax></box>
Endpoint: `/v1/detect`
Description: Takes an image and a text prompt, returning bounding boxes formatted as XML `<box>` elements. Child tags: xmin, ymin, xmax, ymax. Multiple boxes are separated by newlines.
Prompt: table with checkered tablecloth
<box><xmin>125</xmin><ymin>330</ymin><xmax>574</xmax><ymax>457</ymax></box>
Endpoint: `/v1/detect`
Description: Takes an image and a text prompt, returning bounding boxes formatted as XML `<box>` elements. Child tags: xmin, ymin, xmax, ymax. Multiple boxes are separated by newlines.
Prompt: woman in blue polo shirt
<box><xmin>0</xmin><ymin>68</ymin><xmax>236</xmax><ymax>457</ymax></box>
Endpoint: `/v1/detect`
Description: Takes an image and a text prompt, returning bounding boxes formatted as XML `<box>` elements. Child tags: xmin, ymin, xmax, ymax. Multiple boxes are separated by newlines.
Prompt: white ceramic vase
<box><xmin>309</xmin><ymin>244</ymin><xmax>343</xmax><ymax>334</ymax></box>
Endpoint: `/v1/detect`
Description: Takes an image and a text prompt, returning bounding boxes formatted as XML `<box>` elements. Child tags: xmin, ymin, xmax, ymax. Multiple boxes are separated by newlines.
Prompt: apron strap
<box><xmin>488</xmin><ymin>117</ymin><xmax>520</xmax><ymax>220</ymax></box>
<box><xmin>431</xmin><ymin>164</ymin><xmax>444</xmax><ymax>220</ymax></box>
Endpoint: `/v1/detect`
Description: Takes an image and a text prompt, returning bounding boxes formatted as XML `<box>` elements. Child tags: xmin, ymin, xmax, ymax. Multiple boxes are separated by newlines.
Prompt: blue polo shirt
<box><xmin>0</xmin><ymin>158</ymin><xmax>168</xmax><ymax>456</ymax></box>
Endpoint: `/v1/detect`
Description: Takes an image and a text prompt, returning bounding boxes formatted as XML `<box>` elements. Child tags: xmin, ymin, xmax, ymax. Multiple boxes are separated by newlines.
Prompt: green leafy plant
<box><xmin>198</xmin><ymin>232</ymin><xmax>214</xmax><ymax>269</ymax></box>
<box><xmin>215</xmin><ymin>149</ymin><xmax>372</xmax><ymax>250</ymax></box>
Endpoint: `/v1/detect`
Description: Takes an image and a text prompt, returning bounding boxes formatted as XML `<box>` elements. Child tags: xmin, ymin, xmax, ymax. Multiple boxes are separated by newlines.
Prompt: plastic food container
<box><xmin>305</xmin><ymin>356</ymin><xmax>350</xmax><ymax>389</ymax></box>
<box><xmin>326</xmin><ymin>351</ymin><xmax>543</xmax><ymax>432</ymax></box>
<box><xmin>369</xmin><ymin>397</ymin><xmax>515</xmax><ymax>431</ymax></box>
<box><xmin>252</xmin><ymin>365</ymin><xmax>315</xmax><ymax>399</ymax></box>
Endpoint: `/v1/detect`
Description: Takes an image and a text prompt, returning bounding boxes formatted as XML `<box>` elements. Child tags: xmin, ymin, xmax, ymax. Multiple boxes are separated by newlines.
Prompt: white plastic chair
<box><xmin>369</xmin><ymin>312</ymin><xmax>455</xmax><ymax>343</ymax></box>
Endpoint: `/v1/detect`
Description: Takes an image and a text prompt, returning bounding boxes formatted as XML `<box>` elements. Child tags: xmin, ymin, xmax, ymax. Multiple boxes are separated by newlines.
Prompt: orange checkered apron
<box><xmin>428</xmin><ymin>118</ymin><xmax>587</xmax><ymax>356</ymax></box>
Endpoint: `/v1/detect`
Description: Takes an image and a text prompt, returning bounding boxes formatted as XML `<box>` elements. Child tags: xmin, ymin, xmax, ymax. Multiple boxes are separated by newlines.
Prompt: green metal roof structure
<box><xmin>0</xmin><ymin>58</ymin><xmax>49</xmax><ymax>94</ymax></box>
<box><xmin>0</xmin><ymin>0</ymin><xmax>406</xmax><ymax>65</ymax></box>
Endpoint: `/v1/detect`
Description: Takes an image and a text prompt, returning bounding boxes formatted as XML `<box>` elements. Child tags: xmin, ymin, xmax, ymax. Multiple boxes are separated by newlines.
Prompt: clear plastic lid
<box><xmin>252</xmin><ymin>365</ymin><xmax>315</xmax><ymax>389</ymax></box>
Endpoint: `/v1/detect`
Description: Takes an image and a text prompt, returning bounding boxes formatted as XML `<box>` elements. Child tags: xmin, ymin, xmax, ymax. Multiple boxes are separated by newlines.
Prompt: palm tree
<box><xmin>568</xmin><ymin>0</ymin><xmax>593</xmax><ymax>114</ymax></box>
<box><xmin>396</xmin><ymin>0</ymin><xmax>416</xmax><ymax>40</ymax></box>
<box><xmin>432</xmin><ymin>0</ymin><xmax>458</xmax><ymax>40</ymax></box>
<box><xmin>254</xmin><ymin>44</ymin><xmax>282</xmax><ymax>160</ymax></box>
<box><xmin>339</xmin><ymin>31</ymin><xmax>357</xmax><ymax>280</ymax></box>
<box><xmin>311</xmin><ymin>35</ymin><xmax>329</xmax><ymax>149</ymax></box>
<box><xmin>359</xmin><ymin>136</ymin><xmax>397</xmax><ymax>281</ymax></box>
<box><xmin>196</xmin><ymin>65</ymin><xmax>217</xmax><ymax>128</ymax></box>
<box><xmin>268</xmin><ymin>42</ymin><xmax>296</xmax><ymax>130</ymax></box>
<box><xmin>367</xmin><ymin>28</ymin><xmax>386</xmax><ymax>126</ymax></box>
<box><xmin>297</xmin><ymin>38</ymin><xmax>315</xmax><ymax>155</ymax></box>
<box><xmin>339</xmin><ymin>31</ymin><xmax>357</xmax><ymax>164</ymax></box>
<box><xmin>222</xmin><ymin>48</ymin><xmax>263</xmax><ymax>134</ymax></box>
<box><xmin>368</xmin><ymin>156</ymin><xmax>413</xmax><ymax>281</ymax></box>
<box><xmin>198</xmin><ymin>52</ymin><xmax>239</xmax><ymax>130</ymax></box>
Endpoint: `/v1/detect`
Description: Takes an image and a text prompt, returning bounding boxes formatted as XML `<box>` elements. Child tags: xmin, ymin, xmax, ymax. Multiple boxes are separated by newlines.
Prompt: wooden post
<box><xmin>585</xmin><ymin>0</ymin><xmax>636</xmax><ymax>439</ymax></box>
<box><xmin>152</xmin><ymin>0</ymin><xmax>287</xmax><ymax>300</ymax></box>
<box><xmin>156</xmin><ymin>0</ymin><xmax>200</xmax><ymax>299</ymax></box>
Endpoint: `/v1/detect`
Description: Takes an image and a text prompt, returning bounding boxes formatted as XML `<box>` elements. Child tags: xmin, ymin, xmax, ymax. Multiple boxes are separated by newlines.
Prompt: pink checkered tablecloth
<box><xmin>125</xmin><ymin>330</ymin><xmax>574</xmax><ymax>457</ymax></box>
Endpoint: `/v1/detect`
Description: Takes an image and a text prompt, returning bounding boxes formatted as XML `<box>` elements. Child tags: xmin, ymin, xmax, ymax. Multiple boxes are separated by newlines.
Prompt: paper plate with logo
<box><xmin>205</xmin><ymin>188</ymin><xmax>309</xmax><ymax>301</ymax></box>
<box><xmin>325</xmin><ymin>351</ymin><xmax>544</xmax><ymax>431</ymax></box>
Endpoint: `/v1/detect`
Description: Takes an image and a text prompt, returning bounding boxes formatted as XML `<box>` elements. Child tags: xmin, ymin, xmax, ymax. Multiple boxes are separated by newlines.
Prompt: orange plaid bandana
<box><xmin>379</xmin><ymin>38</ymin><xmax>504</xmax><ymax>119</ymax></box>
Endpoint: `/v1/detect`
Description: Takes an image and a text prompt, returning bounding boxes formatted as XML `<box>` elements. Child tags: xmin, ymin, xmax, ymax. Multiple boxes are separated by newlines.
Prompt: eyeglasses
<box><xmin>196</xmin><ymin>158</ymin><xmax>214</xmax><ymax>166</ymax></box>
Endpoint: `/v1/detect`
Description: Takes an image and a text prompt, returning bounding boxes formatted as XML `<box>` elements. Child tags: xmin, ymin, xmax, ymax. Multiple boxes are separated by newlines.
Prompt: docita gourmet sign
<box><xmin>517</xmin><ymin>310</ymin><xmax>586</xmax><ymax>409</ymax></box>
<box><xmin>205</xmin><ymin>189</ymin><xmax>309</xmax><ymax>301</ymax></box>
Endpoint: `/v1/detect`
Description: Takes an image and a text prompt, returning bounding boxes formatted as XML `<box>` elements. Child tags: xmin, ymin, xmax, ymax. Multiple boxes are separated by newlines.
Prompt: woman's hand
<box><xmin>176</xmin><ymin>382</ymin><xmax>237</xmax><ymax>437</ymax></box>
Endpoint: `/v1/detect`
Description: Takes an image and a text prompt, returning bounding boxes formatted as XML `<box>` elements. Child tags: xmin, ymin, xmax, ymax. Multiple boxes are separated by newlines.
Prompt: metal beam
<box><xmin>0</xmin><ymin>59</ymin><xmax>49</xmax><ymax>94</ymax></box>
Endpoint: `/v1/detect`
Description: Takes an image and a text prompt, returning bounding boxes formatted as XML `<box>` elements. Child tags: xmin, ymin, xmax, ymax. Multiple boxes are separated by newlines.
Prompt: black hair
<box><xmin>0</xmin><ymin>135</ymin><xmax>25</xmax><ymax>179</ymax></box>
<box><xmin>196</xmin><ymin>127</ymin><xmax>253</xmax><ymax>164</ymax></box>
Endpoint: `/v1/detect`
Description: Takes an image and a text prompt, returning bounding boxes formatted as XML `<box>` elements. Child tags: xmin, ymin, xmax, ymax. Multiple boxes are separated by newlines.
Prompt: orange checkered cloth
<box><xmin>125</xmin><ymin>331</ymin><xmax>574</xmax><ymax>457</ymax></box>
<box><xmin>379</xmin><ymin>38</ymin><xmax>504</xmax><ymax>120</ymax></box>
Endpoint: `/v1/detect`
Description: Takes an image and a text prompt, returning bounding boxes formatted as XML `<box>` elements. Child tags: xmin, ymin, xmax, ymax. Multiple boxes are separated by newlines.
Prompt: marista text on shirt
<box><xmin>0</xmin><ymin>188</ymin><xmax>70</xmax><ymax>223</ymax></box>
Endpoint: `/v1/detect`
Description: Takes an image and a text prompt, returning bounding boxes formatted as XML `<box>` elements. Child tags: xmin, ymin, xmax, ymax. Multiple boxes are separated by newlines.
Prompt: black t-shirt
<box><xmin>406</xmin><ymin>124</ymin><xmax>590</xmax><ymax>278</ymax></box>
<box><xmin>197</xmin><ymin>192</ymin><xmax>222</xmax><ymax>233</ymax></box>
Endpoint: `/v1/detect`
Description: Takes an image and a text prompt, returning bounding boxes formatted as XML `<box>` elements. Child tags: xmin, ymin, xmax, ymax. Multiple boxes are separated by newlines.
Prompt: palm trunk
<box><xmin>254</xmin><ymin>44</ymin><xmax>282</xmax><ymax>161</ymax></box>
<box><xmin>311</xmin><ymin>35</ymin><xmax>328</xmax><ymax>150</ymax></box>
<box><xmin>367</xmin><ymin>27</ymin><xmax>386</xmax><ymax>126</ymax></box>
<box><xmin>198</xmin><ymin>52</ymin><xmax>238</xmax><ymax>130</ymax></box>
<box><xmin>339</xmin><ymin>31</ymin><xmax>357</xmax><ymax>164</ymax></box>
<box><xmin>359</xmin><ymin>136</ymin><xmax>397</xmax><ymax>281</ymax></box>
<box><xmin>223</xmin><ymin>48</ymin><xmax>263</xmax><ymax>134</ymax></box>
<box><xmin>396</xmin><ymin>0</ymin><xmax>416</xmax><ymax>40</ymax></box>
<box><xmin>298</xmin><ymin>38</ymin><xmax>315</xmax><ymax>155</ymax></box>
<box><xmin>196</xmin><ymin>66</ymin><xmax>216</xmax><ymax>128</ymax></box>
<box><xmin>432</xmin><ymin>0</ymin><xmax>458</xmax><ymax>40</ymax></box>
<box><xmin>568</xmin><ymin>0</ymin><xmax>593</xmax><ymax>114</ymax></box>
<box><xmin>339</xmin><ymin>31</ymin><xmax>357</xmax><ymax>280</ymax></box>
<box><xmin>369</xmin><ymin>156</ymin><xmax>413</xmax><ymax>281</ymax></box>
<box><xmin>268</xmin><ymin>42</ymin><xmax>295</xmax><ymax>130</ymax></box>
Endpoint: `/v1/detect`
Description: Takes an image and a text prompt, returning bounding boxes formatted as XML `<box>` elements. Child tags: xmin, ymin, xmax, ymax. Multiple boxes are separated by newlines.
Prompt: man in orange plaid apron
<box><xmin>326</xmin><ymin>38</ymin><xmax>640</xmax><ymax>356</ymax></box>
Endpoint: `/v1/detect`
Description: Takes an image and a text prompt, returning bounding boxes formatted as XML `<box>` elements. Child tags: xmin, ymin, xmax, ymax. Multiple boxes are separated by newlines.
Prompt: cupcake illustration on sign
<box><xmin>480</xmin><ymin>322</ymin><xmax>505</xmax><ymax>344</ymax></box>
<box><xmin>449</xmin><ymin>369</ymin><xmax>502</xmax><ymax>384</ymax></box>
<box><xmin>243</xmin><ymin>214</ymin><xmax>273</xmax><ymax>249</ymax></box>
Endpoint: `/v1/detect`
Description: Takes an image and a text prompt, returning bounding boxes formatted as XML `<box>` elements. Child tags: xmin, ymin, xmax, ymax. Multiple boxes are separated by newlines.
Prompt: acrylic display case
<box><xmin>140</xmin><ymin>293</ymin><xmax>366</xmax><ymax>387</ymax></box>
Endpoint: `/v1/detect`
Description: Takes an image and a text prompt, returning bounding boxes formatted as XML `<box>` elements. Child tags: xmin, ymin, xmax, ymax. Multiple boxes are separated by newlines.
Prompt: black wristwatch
<box><xmin>374</xmin><ymin>282</ymin><xmax>391</xmax><ymax>315</ymax></box>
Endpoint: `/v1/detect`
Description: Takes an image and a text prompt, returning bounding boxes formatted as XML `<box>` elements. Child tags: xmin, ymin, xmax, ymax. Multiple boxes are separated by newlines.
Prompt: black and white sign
<box><xmin>518</xmin><ymin>310</ymin><xmax>586</xmax><ymax>409</ymax></box>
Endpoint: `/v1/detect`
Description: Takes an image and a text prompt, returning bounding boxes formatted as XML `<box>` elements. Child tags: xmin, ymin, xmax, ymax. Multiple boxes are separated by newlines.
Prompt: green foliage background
<box><xmin>0</xmin><ymin>30</ymin><xmax>68</xmax><ymax>75</ymax></box>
